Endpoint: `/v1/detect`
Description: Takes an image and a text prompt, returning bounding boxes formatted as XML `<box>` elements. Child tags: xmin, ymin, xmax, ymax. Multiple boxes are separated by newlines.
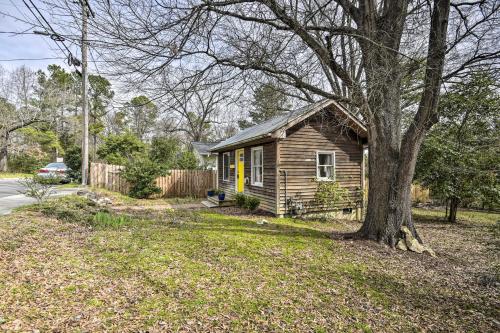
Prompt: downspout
<box><xmin>280</xmin><ymin>170</ymin><xmax>288</xmax><ymax>215</ymax></box>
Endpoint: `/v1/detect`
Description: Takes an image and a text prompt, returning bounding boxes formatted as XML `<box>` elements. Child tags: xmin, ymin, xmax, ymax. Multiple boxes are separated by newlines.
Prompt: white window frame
<box><xmin>316</xmin><ymin>151</ymin><xmax>336</xmax><ymax>181</ymax></box>
<box><xmin>222</xmin><ymin>152</ymin><xmax>230</xmax><ymax>182</ymax></box>
<box><xmin>251</xmin><ymin>146</ymin><xmax>264</xmax><ymax>187</ymax></box>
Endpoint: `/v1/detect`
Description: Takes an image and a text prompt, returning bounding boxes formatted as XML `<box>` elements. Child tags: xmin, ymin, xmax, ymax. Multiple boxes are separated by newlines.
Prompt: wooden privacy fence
<box><xmin>90</xmin><ymin>162</ymin><xmax>217</xmax><ymax>198</ymax></box>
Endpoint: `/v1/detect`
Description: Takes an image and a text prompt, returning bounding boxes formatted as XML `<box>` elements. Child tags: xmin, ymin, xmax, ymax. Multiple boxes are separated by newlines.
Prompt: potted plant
<box><xmin>207</xmin><ymin>189</ymin><xmax>216</xmax><ymax>197</ymax></box>
<box><xmin>217</xmin><ymin>190</ymin><xmax>226</xmax><ymax>201</ymax></box>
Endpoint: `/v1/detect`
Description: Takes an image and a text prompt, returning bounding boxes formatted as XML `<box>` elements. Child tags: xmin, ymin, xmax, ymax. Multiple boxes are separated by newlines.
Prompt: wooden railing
<box><xmin>90</xmin><ymin>162</ymin><xmax>217</xmax><ymax>198</ymax></box>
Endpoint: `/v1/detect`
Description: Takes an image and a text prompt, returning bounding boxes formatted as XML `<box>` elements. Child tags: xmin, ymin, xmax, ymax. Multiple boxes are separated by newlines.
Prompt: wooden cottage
<box><xmin>209</xmin><ymin>99</ymin><xmax>368</xmax><ymax>218</ymax></box>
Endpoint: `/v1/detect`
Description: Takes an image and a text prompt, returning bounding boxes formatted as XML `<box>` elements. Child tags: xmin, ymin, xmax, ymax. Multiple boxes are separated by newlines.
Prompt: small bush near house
<box><xmin>121</xmin><ymin>156</ymin><xmax>168</xmax><ymax>198</ymax></box>
<box><xmin>234</xmin><ymin>193</ymin><xmax>261</xmax><ymax>211</ymax></box>
<box><xmin>244</xmin><ymin>196</ymin><xmax>261</xmax><ymax>211</ymax></box>
<box><xmin>235</xmin><ymin>193</ymin><xmax>246</xmax><ymax>207</ymax></box>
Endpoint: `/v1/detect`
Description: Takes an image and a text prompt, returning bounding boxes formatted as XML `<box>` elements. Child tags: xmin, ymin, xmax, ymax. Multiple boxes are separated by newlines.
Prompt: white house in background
<box><xmin>191</xmin><ymin>142</ymin><xmax>219</xmax><ymax>170</ymax></box>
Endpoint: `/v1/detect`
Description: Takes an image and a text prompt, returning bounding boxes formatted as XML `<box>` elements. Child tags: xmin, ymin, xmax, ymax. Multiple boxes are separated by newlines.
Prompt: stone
<box><xmin>423</xmin><ymin>246</ymin><xmax>436</xmax><ymax>257</ymax></box>
<box><xmin>76</xmin><ymin>189</ymin><xmax>90</xmax><ymax>196</ymax></box>
<box><xmin>256</xmin><ymin>219</ymin><xmax>269</xmax><ymax>225</ymax></box>
<box><xmin>396</xmin><ymin>240</ymin><xmax>408</xmax><ymax>251</ymax></box>
<box><xmin>401</xmin><ymin>226</ymin><xmax>424</xmax><ymax>253</ymax></box>
<box><xmin>406</xmin><ymin>237</ymin><xmax>425</xmax><ymax>253</ymax></box>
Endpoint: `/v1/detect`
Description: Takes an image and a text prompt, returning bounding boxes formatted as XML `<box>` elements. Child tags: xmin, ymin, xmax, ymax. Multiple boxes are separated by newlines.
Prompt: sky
<box><xmin>0</xmin><ymin>0</ymin><xmax>78</xmax><ymax>72</ymax></box>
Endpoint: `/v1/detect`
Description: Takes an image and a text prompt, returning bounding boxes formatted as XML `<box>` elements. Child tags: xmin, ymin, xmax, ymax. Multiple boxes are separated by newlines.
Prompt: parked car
<box><xmin>37</xmin><ymin>162</ymin><xmax>71</xmax><ymax>183</ymax></box>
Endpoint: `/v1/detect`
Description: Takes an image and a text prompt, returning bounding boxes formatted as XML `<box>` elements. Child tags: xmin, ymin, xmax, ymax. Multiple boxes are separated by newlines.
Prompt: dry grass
<box><xmin>0</xmin><ymin>197</ymin><xmax>498</xmax><ymax>332</ymax></box>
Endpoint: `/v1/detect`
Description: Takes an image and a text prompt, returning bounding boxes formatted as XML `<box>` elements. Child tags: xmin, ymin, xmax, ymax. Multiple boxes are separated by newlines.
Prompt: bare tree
<box><xmin>46</xmin><ymin>0</ymin><xmax>499</xmax><ymax>246</ymax></box>
<box><xmin>0</xmin><ymin>66</ymin><xmax>45</xmax><ymax>172</ymax></box>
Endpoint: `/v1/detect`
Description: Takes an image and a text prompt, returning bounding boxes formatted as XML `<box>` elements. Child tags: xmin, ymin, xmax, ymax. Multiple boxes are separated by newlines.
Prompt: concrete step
<box><xmin>207</xmin><ymin>196</ymin><xmax>235</xmax><ymax>207</ymax></box>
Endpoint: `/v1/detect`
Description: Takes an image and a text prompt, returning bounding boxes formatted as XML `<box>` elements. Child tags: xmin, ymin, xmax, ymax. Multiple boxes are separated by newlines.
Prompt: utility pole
<box><xmin>81</xmin><ymin>2</ymin><xmax>89</xmax><ymax>186</ymax></box>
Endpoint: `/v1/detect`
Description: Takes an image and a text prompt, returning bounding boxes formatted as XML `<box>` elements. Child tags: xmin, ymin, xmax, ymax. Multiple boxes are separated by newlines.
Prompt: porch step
<box><xmin>201</xmin><ymin>200</ymin><xmax>218</xmax><ymax>208</ymax></box>
<box><xmin>206</xmin><ymin>196</ymin><xmax>236</xmax><ymax>207</ymax></box>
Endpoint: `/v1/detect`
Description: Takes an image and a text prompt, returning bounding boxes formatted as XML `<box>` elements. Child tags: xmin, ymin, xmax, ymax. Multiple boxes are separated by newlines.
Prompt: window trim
<box><xmin>316</xmin><ymin>151</ymin><xmax>336</xmax><ymax>181</ymax></box>
<box><xmin>222</xmin><ymin>152</ymin><xmax>230</xmax><ymax>182</ymax></box>
<box><xmin>250</xmin><ymin>146</ymin><xmax>264</xmax><ymax>187</ymax></box>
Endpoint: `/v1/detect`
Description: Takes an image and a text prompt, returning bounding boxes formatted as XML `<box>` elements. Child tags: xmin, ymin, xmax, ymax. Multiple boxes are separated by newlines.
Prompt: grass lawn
<box><xmin>413</xmin><ymin>207</ymin><xmax>499</xmax><ymax>225</ymax></box>
<box><xmin>0</xmin><ymin>197</ymin><xmax>498</xmax><ymax>332</ymax></box>
<box><xmin>0</xmin><ymin>172</ymin><xmax>33</xmax><ymax>179</ymax></box>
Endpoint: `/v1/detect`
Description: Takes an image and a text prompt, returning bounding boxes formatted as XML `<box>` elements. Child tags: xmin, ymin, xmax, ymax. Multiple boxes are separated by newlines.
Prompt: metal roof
<box><xmin>210</xmin><ymin>99</ymin><xmax>366</xmax><ymax>151</ymax></box>
<box><xmin>191</xmin><ymin>141</ymin><xmax>220</xmax><ymax>155</ymax></box>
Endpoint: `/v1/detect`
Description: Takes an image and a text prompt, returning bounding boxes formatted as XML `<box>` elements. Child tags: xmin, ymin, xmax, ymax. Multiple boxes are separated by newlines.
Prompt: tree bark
<box><xmin>448</xmin><ymin>197</ymin><xmax>459</xmax><ymax>223</ymax></box>
<box><xmin>357</xmin><ymin>0</ymin><xmax>450</xmax><ymax>246</ymax></box>
<box><xmin>0</xmin><ymin>132</ymin><xmax>9</xmax><ymax>172</ymax></box>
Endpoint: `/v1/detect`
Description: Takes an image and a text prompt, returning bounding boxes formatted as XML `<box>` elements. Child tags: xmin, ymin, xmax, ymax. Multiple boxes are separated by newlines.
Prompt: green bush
<box><xmin>244</xmin><ymin>196</ymin><xmax>261</xmax><ymax>211</ymax></box>
<box><xmin>235</xmin><ymin>193</ymin><xmax>246</xmax><ymax>207</ymax></box>
<box><xmin>97</xmin><ymin>132</ymin><xmax>145</xmax><ymax>165</ymax></box>
<box><xmin>150</xmin><ymin>136</ymin><xmax>181</xmax><ymax>168</ymax></box>
<box><xmin>234</xmin><ymin>193</ymin><xmax>260</xmax><ymax>211</ymax></box>
<box><xmin>8</xmin><ymin>153</ymin><xmax>47</xmax><ymax>173</ymax></box>
<box><xmin>121</xmin><ymin>156</ymin><xmax>168</xmax><ymax>198</ymax></box>
<box><xmin>176</xmin><ymin>150</ymin><xmax>198</xmax><ymax>169</ymax></box>
<box><xmin>64</xmin><ymin>145</ymin><xmax>82</xmax><ymax>181</ymax></box>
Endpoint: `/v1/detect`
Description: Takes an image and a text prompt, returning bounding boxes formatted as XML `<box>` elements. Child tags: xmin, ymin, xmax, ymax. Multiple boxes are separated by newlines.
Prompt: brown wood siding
<box><xmin>217</xmin><ymin>150</ymin><xmax>236</xmax><ymax>196</ymax></box>
<box><xmin>216</xmin><ymin>141</ymin><xmax>277</xmax><ymax>214</ymax></box>
<box><xmin>278</xmin><ymin>121</ymin><xmax>363</xmax><ymax>214</ymax></box>
<box><xmin>243</xmin><ymin>142</ymin><xmax>276</xmax><ymax>213</ymax></box>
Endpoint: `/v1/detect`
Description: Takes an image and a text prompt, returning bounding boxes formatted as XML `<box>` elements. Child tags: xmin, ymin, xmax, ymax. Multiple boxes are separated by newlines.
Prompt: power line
<box><xmin>21</xmin><ymin>0</ymin><xmax>81</xmax><ymax>68</ymax></box>
<box><xmin>0</xmin><ymin>57</ymin><xmax>65</xmax><ymax>62</ymax></box>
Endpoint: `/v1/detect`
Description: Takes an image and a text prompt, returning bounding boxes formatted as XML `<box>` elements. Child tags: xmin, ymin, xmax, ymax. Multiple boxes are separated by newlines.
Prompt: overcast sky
<box><xmin>0</xmin><ymin>1</ymin><xmax>76</xmax><ymax>72</ymax></box>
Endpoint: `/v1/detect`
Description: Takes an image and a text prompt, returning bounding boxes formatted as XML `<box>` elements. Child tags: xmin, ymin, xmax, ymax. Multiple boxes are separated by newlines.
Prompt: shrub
<box><xmin>244</xmin><ymin>196</ymin><xmax>261</xmax><ymax>211</ymax></box>
<box><xmin>97</xmin><ymin>132</ymin><xmax>145</xmax><ymax>165</ymax></box>
<box><xmin>314</xmin><ymin>180</ymin><xmax>350</xmax><ymax>208</ymax></box>
<box><xmin>121</xmin><ymin>156</ymin><xmax>168</xmax><ymax>198</ymax></box>
<box><xmin>64</xmin><ymin>145</ymin><xmax>82</xmax><ymax>181</ymax></box>
<box><xmin>150</xmin><ymin>136</ymin><xmax>181</xmax><ymax>168</ymax></box>
<box><xmin>18</xmin><ymin>176</ymin><xmax>56</xmax><ymax>203</ymax></box>
<box><xmin>8</xmin><ymin>153</ymin><xmax>47</xmax><ymax>173</ymax></box>
<box><xmin>235</xmin><ymin>193</ymin><xmax>246</xmax><ymax>207</ymax></box>
<box><xmin>234</xmin><ymin>193</ymin><xmax>260</xmax><ymax>211</ymax></box>
<box><xmin>176</xmin><ymin>150</ymin><xmax>198</xmax><ymax>169</ymax></box>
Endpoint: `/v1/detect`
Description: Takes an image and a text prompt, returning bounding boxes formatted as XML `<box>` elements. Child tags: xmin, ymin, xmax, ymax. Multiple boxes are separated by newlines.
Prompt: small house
<box><xmin>209</xmin><ymin>99</ymin><xmax>368</xmax><ymax>218</ymax></box>
<box><xmin>191</xmin><ymin>141</ymin><xmax>219</xmax><ymax>170</ymax></box>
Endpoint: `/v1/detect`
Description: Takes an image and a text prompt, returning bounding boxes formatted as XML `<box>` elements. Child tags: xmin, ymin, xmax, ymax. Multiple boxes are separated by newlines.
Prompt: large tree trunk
<box><xmin>0</xmin><ymin>132</ymin><xmax>9</xmax><ymax>172</ymax></box>
<box><xmin>448</xmin><ymin>197</ymin><xmax>459</xmax><ymax>223</ymax></box>
<box><xmin>357</xmin><ymin>0</ymin><xmax>450</xmax><ymax>247</ymax></box>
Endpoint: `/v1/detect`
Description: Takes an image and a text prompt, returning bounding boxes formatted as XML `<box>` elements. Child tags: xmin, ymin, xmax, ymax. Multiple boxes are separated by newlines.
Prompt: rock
<box><xmin>76</xmin><ymin>189</ymin><xmax>90</xmax><ymax>196</ymax></box>
<box><xmin>96</xmin><ymin>197</ymin><xmax>113</xmax><ymax>206</ymax></box>
<box><xmin>256</xmin><ymin>219</ymin><xmax>269</xmax><ymax>225</ymax></box>
<box><xmin>406</xmin><ymin>237</ymin><xmax>425</xmax><ymax>253</ymax></box>
<box><xmin>423</xmin><ymin>246</ymin><xmax>436</xmax><ymax>257</ymax></box>
<box><xmin>396</xmin><ymin>240</ymin><xmax>408</xmax><ymax>251</ymax></box>
<box><xmin>401</xmin><ymin>226</ymin><xmax>425</xmax><ymax>253</ymax></box>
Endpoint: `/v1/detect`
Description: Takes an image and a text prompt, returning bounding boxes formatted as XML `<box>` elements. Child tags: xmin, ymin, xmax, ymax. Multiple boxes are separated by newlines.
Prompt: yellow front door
<box><xmin>235</xmin><ymin>149</ymin><xmax>245</xmax><ymax>192</ymax></box>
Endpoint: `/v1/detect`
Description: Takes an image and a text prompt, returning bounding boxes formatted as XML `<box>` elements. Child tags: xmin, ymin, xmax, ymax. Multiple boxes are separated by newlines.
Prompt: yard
<box><xmin>0</xmin><ymin>196</ymin><xmax>498</xmax><ymax>332</ymax></box>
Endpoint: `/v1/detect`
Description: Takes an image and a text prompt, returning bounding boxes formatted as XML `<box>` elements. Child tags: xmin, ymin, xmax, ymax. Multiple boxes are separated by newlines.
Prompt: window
<box><xmin>316</xmin><ymin>151</ymin><xmax>335</xmax><ymax>181</ymax></box>
<box><xmin>251</xmin><ymin>146</ymin><xmax>263</xmax><ymax>186</ymax></box>
<box><xmin>223</xmin><ymin>152</ymin><xmax>230</xmax><ymax>181</ymax></box>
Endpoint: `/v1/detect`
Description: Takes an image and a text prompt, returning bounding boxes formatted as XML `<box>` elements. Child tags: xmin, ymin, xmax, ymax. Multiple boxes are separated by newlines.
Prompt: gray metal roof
<box><xmin>191</xmin><ymin>141</ymin><xmax>220</xmax><ymax>155</ymax></box>
<box><xmin>211</xmin><ymin>99</ymin><xmax>365</xmax><ymax>151</ymax></box>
